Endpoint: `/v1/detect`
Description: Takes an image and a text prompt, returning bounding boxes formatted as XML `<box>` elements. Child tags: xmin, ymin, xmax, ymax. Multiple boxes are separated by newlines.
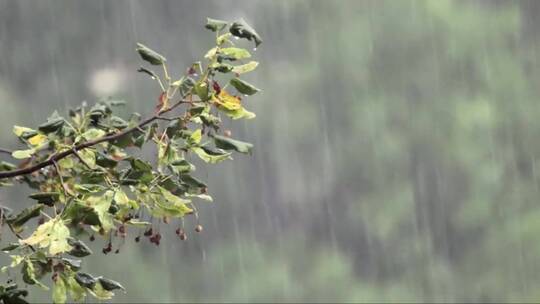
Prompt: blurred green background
<box><xmin>1</xmin><ymin>0</ymin><xmax>540</xmax><ymax>302</ymax></box>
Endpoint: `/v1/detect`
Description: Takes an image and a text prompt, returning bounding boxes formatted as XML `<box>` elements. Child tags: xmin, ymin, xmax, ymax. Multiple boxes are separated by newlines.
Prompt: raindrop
<box><xmin>151</xmin><ymin>76</ymin><xmax>156</xmax><ymax>80</ymax></box>
<box><xmin>234</xmin><ymin>36</ymin><xmax>240</xmax><ymax>40</ymax></box>
<box><xmin>193</xmin><ymin>73</ymin><xmax>198</xmax><ymax>77</ymax></box>
<box><xmin>253</xmin><ymin>47</ymin><xmax>257</xmax><ymax>52</ymax></box>
<box><xmin>243</xmin><ymin>94</ymin><xmax>249</xmax><ymax>97</ymax></box>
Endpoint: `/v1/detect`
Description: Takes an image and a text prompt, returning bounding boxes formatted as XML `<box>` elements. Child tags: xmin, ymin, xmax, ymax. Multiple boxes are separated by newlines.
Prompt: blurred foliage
<box><xmin>1</xmin><ymin>0</ymin><xmax>540</xmax><ymax>302</ymax></box>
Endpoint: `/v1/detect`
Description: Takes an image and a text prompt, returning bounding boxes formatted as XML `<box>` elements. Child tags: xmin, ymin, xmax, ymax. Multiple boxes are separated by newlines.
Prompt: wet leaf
<box><xmin>169</xmin><ymin>158</ymin><xmax>196</xmax><ymax>173</ymax></box>
<box><xmin>87</xmin><ymin>282</ymin><xmax>113</xmax><ymax>300</ymax></box>
<box><xmin>98</xmin><ymin>277</ymin><xmax>125</xmax><ymax>292</ymax></box>
<box><xmin>21</xmin><ymin>260</ymin><xmax>48</xmax><ymax>290</ymax></box>
<box><xmin>12</xmin><ymin>149</ymin><xmax>35</xmax><ymax>159</ymax></box>
<box><xmin>6</xmin><ymin>205</ymin><xmax>44</xmax><ymax>230</ymax></box>
<box><xmin>192</xmin><ymin>147</ymin><xmax>232</xmax><ymax>164</ymax></box>
<box><xmin>52</xmin><ymin>277</ymin><xmax>67</xmax><ymax>304</ymax></box>
<box><xmin>205</xmin><ymin>18</ymin><xmax>228</xmax><ymax>32</ymax></box>
<box><xmin>179</xmin><ymin>77</ymin><xmax>196</xmax><ymax>97</ymax></box>
<box><xmin>28</xmin><ymin>192</ymin><xmax>60</xmax><ymax>206</ymax></box>
<box><xmin>220</xmin><ymin>47</ymin><xmax>251</xmax><ymax>60</ymax></box>
<box><xmin>21</xmin><ymin>217</ymin><xmax>72</xmax><ymax>255</ymax></box>
<box><xmin>229</xmin><ymin>18</ymin><xmax>262</xmax><ymax>47</ymax></box>
<box><xmin>13</xmin><ymin>126</ymin><xmax>37</xmax><ymax>139</ymax></box>
<box><xmin>2</xmin><ymin>243</ymin><xmax>20</xmax><ymax>252</ymax></box>
<box><xmin>229</xmin><ymin>78</ymin><xmax>260</xmax><ymax>95</ymax></box>
<box><xmin>38</xmin><ymin>117</ymin><xmax>65</xmax><ymax>134</ymax></box>
<box><xmin>66</xmin><ymin>275</ymin><xmax>86</xmax><ymax>302</ymax></box>
<box><xmin>78</xmin><ymin>149</ymin><xmax>96</xmax><ymax>169</ymax></box>
<box><xmin>67</xmin><ymin>239</ymin><xmax>93</xmax><ymax>258</ymax></box>
<box><xmin>74</xmin><ymin>272</ymin><xmax>96</xmax><ymax>289</ymax></box>
<box><xmin>136</xmin><ymin>43</ymin><xmax>166</xmax><ymax>65</ymax></box>
<box><xmin>81</xmin><ymin>128</ymin><xmax>106</xmax><ymax>141</ymax></box>
<box><xmin>213</xmin><ymin>135</ymin><xmax>253</xmax><ymax>154</ymax></box>
<box><xmin>232</xmin><ymin>61</ymin><xmax>259</xmax><ymax>74</ymax></box>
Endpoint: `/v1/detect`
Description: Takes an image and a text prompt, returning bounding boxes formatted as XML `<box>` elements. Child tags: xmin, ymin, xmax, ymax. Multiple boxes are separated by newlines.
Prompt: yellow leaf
<box><xmin>28</xmin><ymin>134</ymin><xmax>48</xmax><ymax>146</ymax></box>
<box><xmin>212</xmin><ymin>90</ymin><xmax>242</xmax><ymax>110</ymax></box>
<box><xmin>190</xmin><ymin>129</ymin><xmax>202</xmax><ymax>144</ymax></box>
<box><xmin>21</xmin><ymin>218</ymin><xmax>72</xmax><ymax>256</ymax></box>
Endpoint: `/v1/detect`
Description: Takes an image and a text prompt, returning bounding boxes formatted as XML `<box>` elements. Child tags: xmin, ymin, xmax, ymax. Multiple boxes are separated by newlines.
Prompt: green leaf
<box><xmin>135</xmin><ymin>43</ymin><xmax>166</xmax><ymax>65</ymax></box>
<box><xmin>13</xmin><ymin>126</ymin><xmax>37</xmax><ymax>139</ymax></box>
<box><xmin>84</xmin><ymin>191</ymin><xmax>114</xmax><ymax>232</ymax></box>
<box><xmin>78</xmin><ymin>149</ymin><xmax>96</xmax><ymax>169</ymax></box>
<box><xmin>21</xmin><ymin>259</ymin><xmax>49</xmax><ymax>290</ymax></box>
<box><xmin>67</xmin><ymin>239</ymin><xmax>93</xmax><ymax>258</ymax></box>
<box><xmin>220</xmin><ymin>47</ymin><xmax>251</xmax><ymax>60</ymax></box>
<box><xmin>169</xmin><ymin>158</ymin><xmax>196</xmax><ymax>173</ymax></box>
<box><xmin>74</xmin><ymin>272</ymin><xmax>96</xmax><ymax>289</ymax></box>
<box><xmin>179</xmin><ymin>174</ymin><xmax>207</xmax><ymax>190</ymax></box>
<box><xmin>192</xmin><ymin>147</ymin><xmax>232</xmax><ymax>164</ymax></box>
<box><xmin>52</xmin><ymin>277</ymin><xmax>67</xmax><ymax>304</ymax></box>
<box><xmin>2</xmin><ymin>243</ymin><xmax>20</xmax><ymax>252</ymax></box>
<box><xmin>217</xmin><ymin>106</ymin><xmax>256</xmax><ymax>120</ymax></box>
<box><xmin>110</xmin><ymin>116</ymin><xmax>128</xmax><ymax>129</ymax></box>
<box><xmin>217</xmin><ymin>33</ymin><xmax>232</xmax><ymax>45</ymax></box>
<box><xmin>81</xmin><ymin>128</ymin><xmax>106</xmax><ymax>141</ymax></box>
<box><xmin>38</xmin><ymin>117</ymin><xmax>65</xmax><ymax>134</ymax></box>
<box><xmin>6</xmin><ymin>205</ymin><xmax>44</xmax><ymax>231</ymax></box>
<box><xmin>189</xmin><ymin>129</ymin><xmax>202</xmax><ymax>145</ymax></box>
<box><xmin>194</xmin><ymin>81</ymin><xmax>210</xmax><ymax>101</ymax></box>
<box><xmin>87</xmin><ymin>282</ymin><xmax>114</xmax><ymax>300</ymax></box>
<box><xmin>229</xmin><ymin>18</ymin><xmax>262</xmax><ymax>47</ymax></box>
<box><xmin>213</xmin><ymin>135</ymin><xmax>253</xmax><ymax>154</ymax></box>
<box><xmin>28</xmin><ymin>192</ymin><xmax>60</xmax><ymax>206</ymax></box>
<box><xmin>95</xmin><ymin>153</ymin><xmax>118</xmax><ymax>168</ymax></box>
<box><xmin>12</xmin><ymin>149</ymin><xmax>35</xmax><ymax>159</ymax></box>
<box><xmin>66</xmin><ymin>275</ymin><xmax>86</xmax><ymax>302</ymax></box>
<box><xmin>232</xmin><ymin>61</ymin><xmax>259</xmax><ymax>74</ymax></box>
<box><xmin>98</xmin><ymin>277</ymin><xmax>125</xmax><ymax>292</ymax></box>
<box><xmin>229</xmin><ymin>78</ymin><xmax>260</xmax><ymax>95</ymax></box>
<box><xmin>58</xmin><ymin>156</ymin><xmax>74</xmax><ymax>170</ymax></box>
<box><xmin>21</xmin><ymin>217</ymin><xmax>72</xmax><ymax>255</ymax></box>
<box><xmin>180</xmin><ymin>77</ymin><xmax>196</xmax><ymax>97</ymax></box>
<box><xmin>205</xmin><ymin>18</ymin><xmax>228</xmax><ymax>32</ymax></box>
<box><xmin>155</xmin><ymin>186</ymin><xmax>193</xmax><ymax>217</ymax></box>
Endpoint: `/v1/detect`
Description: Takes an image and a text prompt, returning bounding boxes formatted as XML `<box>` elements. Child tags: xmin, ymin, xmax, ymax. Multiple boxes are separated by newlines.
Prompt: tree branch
<box><xmin>0</xmin><ymin>100</ymin><xmax>193</xmax><ymax>179</ymax></box>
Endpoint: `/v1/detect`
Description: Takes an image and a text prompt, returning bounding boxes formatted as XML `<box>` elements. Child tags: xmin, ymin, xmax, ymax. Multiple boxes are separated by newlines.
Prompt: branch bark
<box><xmin>0</xmin><ymin>100</ymin><xmax>192</xmax><ymax>179</ymax></box>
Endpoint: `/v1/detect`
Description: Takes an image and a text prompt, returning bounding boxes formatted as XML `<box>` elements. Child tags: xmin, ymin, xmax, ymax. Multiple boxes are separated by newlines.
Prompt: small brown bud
<box><xmin>195</xmin><ymin>224</ymin><xmax>203</xmax><ymax>233</ymax></box>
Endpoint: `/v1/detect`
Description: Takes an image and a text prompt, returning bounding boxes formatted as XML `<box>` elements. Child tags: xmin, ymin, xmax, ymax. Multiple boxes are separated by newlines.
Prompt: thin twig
<box><xmin>0</xmin><ymin>148</ymin><xmax>13</xmax><ymax>155</ymax></box>
<box><xmin>52</xmin><ymin>160</ymin><xmax>70</xmax><ymax>197</ymax></box>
